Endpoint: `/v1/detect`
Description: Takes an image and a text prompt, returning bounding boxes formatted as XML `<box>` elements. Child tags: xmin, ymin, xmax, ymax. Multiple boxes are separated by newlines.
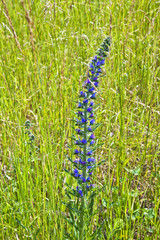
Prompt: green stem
<box><xmin>79</xmin><ymin>103</ymin><xmax>88</xmax><ymax>240</ymax></box>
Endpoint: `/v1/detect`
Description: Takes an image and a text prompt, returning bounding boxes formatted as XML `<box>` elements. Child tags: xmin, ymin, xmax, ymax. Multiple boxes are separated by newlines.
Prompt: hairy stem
<box><xmin>79</xmin><ymin>102</ymin><xmax>88</xmax><ymax>240</ymax></box>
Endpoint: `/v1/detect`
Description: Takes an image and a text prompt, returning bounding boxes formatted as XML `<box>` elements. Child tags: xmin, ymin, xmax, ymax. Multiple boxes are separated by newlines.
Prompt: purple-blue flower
<box><xmin>76</xmin><ymin>119</ymin><xmax>81</xmax><ymax>125</ymax></box>
<box><xmin>87</xmin><ymin>107</ymin><xmax>92</xmax><ymax>113</ymax></box>
<box><xmin>81</xmin><ymin>139</ymin><xmax>87</xmax><ymax>144</ymax></box>
<box><xmin>86</xmin><ymin>184</ymin><xmax>94</xmax><ymax>189</ymax></box>
<box><xmin>90</xmin><ymin>63</ymin><xmax>94</xmax><ymax>69</ymax></box>
<box><xmin>78</xmin><ymin>189</ymin><xmax>83</xmax><ymax>197</ymax></box>
<box><xmin>90</xmin><ymin>140</ymin><xmax>95</xmax><ymax>145</ymax></box>
<box><xmin>94</xmin><ymin>56</ymin><xmax>97</xmax><ymax>61</ymax></box>
<box><xmin>79</xmin><ymin>159</ymin><xmax>86</xmax><ymax>165</ymax></box>
<box><xmin>101</xmin><ymin>59</ymin><xmax>105</xmax><ymax>64</ymax></box>
<box><xmin>76</xmin><ymin>129</ymin><xmax>81</xmax><ymax>134</ymax></box>
<box><xmin>78</xmin><ymin>103</ymin><xmax>83</xmax><ymax>108</ymax></box>
<box><xmin>87</xmin><ymin>158</ymin><xmax>92</xmax><ymax>163</ymax></box>
<box><xmin>81</xmin><ymin>118</ymin><xmax>87</xmax><ymax>123</ymax></box>
<box><xmin>78</xmin><ymin>111</ymin><xmax>83</xmax><ymax>116</ymax></box>
<box><xmin>84</xmin><ymin>79</ymin><xmax>91</xmax><ymax>86</ymax></box>
<box><xmin>88</xmin><ymin>127</ymin><xmax>92</xmax><ymax>132</ymax></box>
<box><xmin>74</xmin><ymin>149</ymin><xmax>79</xmax><ymax>154</ymax></box>
<box><xmin>83</xmin><ymin>99</ymin><xmax>88</xmax><ymax>104</ymax></box>
<box><xmin>82</xmin><ymin>177</ymin><xmax>86</xmax><ymax>182</ymax></box>
<box><xmin>87</xmin><ymin>166</ymin><xmax>93</xmax><ymax>169</ymax></box>
<box><xmin>94</xmin><ymin>82</ymin><xmax>99</xmax><ymax>87</ymax></box>
<box><xmin>90</xmin><ymin>133</ymin><xmax>95</xmax><ymax>139</ymax></box>
<box><xmin>74</xmin><ymin>160</ymin><xmax>79</xmax><ymax>164</ymax></box>
<box><xmin>88</xmin><ymin>87</ymin><xmax>95</xmax><ymax>92</ymax></box>
<box><xmin>82</xmin><ymin>161</ymin><xmax>86</xmax><ymax>165</ymax></box>
<box><xmin>97</xmin><ymin>61</ymin><xmax>101</xmax><ymax>66</ymax></box>
<box><xmin>90</xmin><ymin>119</ymin><xmax>95</xmax><ymax>125</ymax></box>
<box><xmin>87</xmin><ymin>150</ymin><xmax>92</xmax><ymax>156</ymax></box>
<box><xmin>89</xmin><ymin>113</ymin><xmax>94</xmax><ymax>118</ymax></box>
<box><xmin>87</xmin><ymin>158</ymin><xmax>95</xmax><ymax>163</ymax></box>
<box><xmin>80</xmin><ymin>91</ymin><xmax>86</xmax><ymax>97</ymax></box>
<box><xmin>91</xmin><ymin>93</ymin><xmax>96</xmax><ymax>99</ymax></box>
<box><xmin>90</xmin><ymin>101</ymin><xmax>94</xmax><ymax>106</ymax></box>
<box><xmin>74</xmin><ymin>169</ymin><xmax>79</xmax><ymax>177</ymax></box>
<box><xmin>74</xmin><ymin>168</ymin><xmax>78</xmax><ymax>173</ymax></box>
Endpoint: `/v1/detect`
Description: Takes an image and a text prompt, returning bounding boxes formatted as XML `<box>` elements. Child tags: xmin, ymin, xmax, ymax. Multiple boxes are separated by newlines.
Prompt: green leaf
<box><xmin>15</xmin><ymin>218</ymin><xmax>26</xmax><ymax>229</ymax></box>
<box><xmin>124</xmin><ymin>167</ymin><xmax>141</xmax><ymax>176</ymax></box>
<box><xmin>92</xmin><ymin>143</ymin><xmax>104</xmax><ymax>151</ymax></box>
<box><xmin>66</xmin><ymin>156</ymin><xmax>82</xmax><ymax>170</ymax></box>
<box><xmin>65</xmin><ymin>188</ymin><xmax>80</xmax><ymax>198</ymax></box>
<box><xmin>88</xmin><ymin>196</ymin><xmax>94</xmax><ymax>216</ymax></box>
<box><xmin>129</xmin><ymin>190</ymin><xmax>139</xmax><ymax>197</ymax></box>
<box><xmin>92</xmin><ymin>123</ymin><xmax>101</xmax><ymax>131</ymax></box>
<box><xmin>29</xmin><ymin>216</ymin><xmax>38</xmax><ymax>228</ymax></box>
<box><xmin>97</xmin><ymin>160</ymin><xmax>106</xmax><ymax>166</ymax></box>
<box><xmin>64</xmin><ymin>231</ymin><xmax>78</xmax><ymax>240</ymax></box>
<box><xmin>89</xmin><ymin>184</ymin><xmax>107</xmax><ymax>199</ymax></box>
<box><xmin>63</xmin><ymin>215</ymin><xmax>79</xmax><ymax>231</ymax></box>
<box><xmin>90</xmin><ymin>221</ymin><xmax>104</xmax><ymax>240</ymax></box>
<box><xmin>33</xmin><ymin>228</ymin><xmax>40</xmax><ymax>238</ymax></box>
<box><xmin>67</xmin><ymin>203</ymin><xmax>80</xmax><ymax>217</ymax></box>
<box><xmin>102</xmin><ymin>198</ymin><xmax>107</xmax><ymax>208</ymax></box>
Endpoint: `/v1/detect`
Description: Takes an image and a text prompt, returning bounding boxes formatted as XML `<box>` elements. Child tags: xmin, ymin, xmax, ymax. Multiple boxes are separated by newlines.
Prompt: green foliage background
<box><xmin>0</xmin><ymin>0</ymin><xmax>159</xmax><ymax>239</ymax></box>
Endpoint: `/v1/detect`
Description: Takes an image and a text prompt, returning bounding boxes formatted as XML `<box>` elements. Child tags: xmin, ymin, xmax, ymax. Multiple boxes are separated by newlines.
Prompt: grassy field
<box><xmin>0</xmin><ymin>0</ymin><xmax>160</xmax><ymax>239</ymax></box>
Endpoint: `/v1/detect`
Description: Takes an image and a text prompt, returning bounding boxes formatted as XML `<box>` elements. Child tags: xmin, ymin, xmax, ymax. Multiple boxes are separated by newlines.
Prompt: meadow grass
<box><xmin>0</xmin><ymin>0</ymin><xmax>159</xmax><ymax>239</ymax></box>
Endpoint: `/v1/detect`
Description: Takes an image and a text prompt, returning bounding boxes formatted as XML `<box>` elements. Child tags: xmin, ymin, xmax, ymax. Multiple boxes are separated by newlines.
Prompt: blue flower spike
<box><xmin>65</xmin><ymin>37</ymin><xmax>110</xmax><ymax>239</ymax></box>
